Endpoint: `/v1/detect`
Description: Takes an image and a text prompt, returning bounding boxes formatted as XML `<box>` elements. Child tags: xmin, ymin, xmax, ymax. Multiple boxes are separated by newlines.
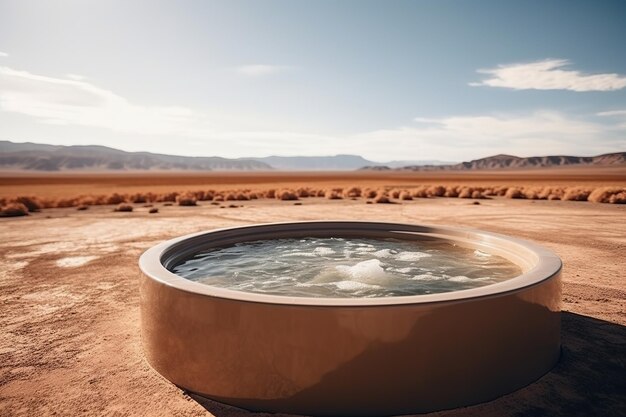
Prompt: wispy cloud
<box><xmin>0</xmin><ymin>51</ymin><xmax>8</xmax><ymax>58</ymax></box>
<box><xmin>235</xmin><ymin>64</ymin><xmax>291</xmax><ymax>77</ymax></box>
<box><xmin>597</xmin><ymin>109</ymin><xmax>626</xmax><ymax>117</ymax></box>
<box><xmin>470</xmin><ymin>59</ymin><xmax>626</xmax><ymax>92</ymax></box>
<box><xmin>66</xmin><ymin>73</ymin><xmax>87</xmax><ymax>81</ymax></box>
<box><xmin>0</xmin><ymin>66</ymin><xmax>212</xmax><ymax>136</ymax></box>
<box><xmin>349</xmin><ymin>111</ymin><xmax>622</xmax><ymax>160</ymax></box>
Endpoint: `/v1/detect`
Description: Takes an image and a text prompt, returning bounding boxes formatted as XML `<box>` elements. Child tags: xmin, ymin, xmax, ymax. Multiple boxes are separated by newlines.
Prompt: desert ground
<box><xmin>0</xmin><ymin>170</ymin><xmax>625</xmax><ymax>416</ymax></box>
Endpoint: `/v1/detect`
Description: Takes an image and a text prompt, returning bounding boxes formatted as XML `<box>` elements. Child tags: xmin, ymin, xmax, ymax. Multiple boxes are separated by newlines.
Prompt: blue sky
<box><xmin>0</xmin><ymin>0</ymin><xmax>625</xmax><ymax>161</ymax></box>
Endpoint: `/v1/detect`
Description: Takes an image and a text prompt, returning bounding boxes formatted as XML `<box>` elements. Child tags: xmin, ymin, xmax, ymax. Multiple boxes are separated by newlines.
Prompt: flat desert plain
<box><xmin>0</xmin><ymin>169</ymin><xmax>625</xmax><ymax>416</ymax></box>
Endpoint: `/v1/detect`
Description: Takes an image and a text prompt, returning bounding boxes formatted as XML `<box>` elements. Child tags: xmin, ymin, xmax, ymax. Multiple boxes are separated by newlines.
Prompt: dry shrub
<box><xmin>114</xmin><ymin>203</ymin><xmax>133</xmax><ymax>212</ymax></box>
<box><xmin>399</xmin><ymin>191</ymin><xmax>413</xmax><ymax>200</ymax></box>
<box><xmin>428</xmin><ymin>185</ymin><xmax>446</xmax><ymax>197</ymax></box>
<box><xmin>522</xmin><ymin>187</ymin><xmax>540</xmax><ymax>200</ymax></box>
<box><xmin>248</xmin><ymin>193</ymin><xmax>258</xmax><ymax>199</ymax></box>
<box><xmin>107</xmin><ymin>193</ymin><xmax>126</xmax><ymax>205</ymax></box>
<box><xmin>55</xmin><ymin>198</ymin><xmax>79</xmax><ymax>208</ymax></box>
<box><xmin>444</xmin><ymin>186</ymin><xmax>459</xmax><ymax>198</ymax></box>
<box><xmin>374</xmin><ymin>195</ymin><xmax>392</xmax><ymax>204</ymax></box>
<box><xmin>0</xmin><ymin>203</ymin><xmax>29</xmax><ymax>217</ymax></box>
<box><xmin>76</xmin><ymin>205</ymin><xmax>89</xmax><ymax>211</ymax></box>
<box><xmin>296</xmin><ymin>188</ymin><xmax>310</xmax><ymax>198</ymax></box>
<box><xmin>177</xmin><ymin>193</ymin><xmax>197</xmax><ymax>206</ymax></box>
<box><xmin>391</xmin><ymin>189</ymin><xmax>401</xmax><ymax>199</ymax></box>
<box><xmin>505</xmin><ymin>188</ymin><xmax>524</xmax><ymax>199</ymax></box>
<box><xmin>266</xmin><ymin>189</ymin><xmax>276</xmax><ymax>199</ymax></box>
<box><xmin>149</xmin><ymin>208</ymin><xmax>159</xmax><ymax>214</ymax></box>
<box><xmin>483</xmin><ymin>188</ymin><xmax>496</xmax><ymax>196</ymax></box>
<box><xmin>325</xmin><ymin>189</ymin><xmax>343</xmax><ymax>200</ymax></box>
<box><xmin>213</xmin><ymin>194</ymin><xmax>224</xmax><ymax>202</ymax></box>
<box><xmin>457</xmin><ymin>187</ymin><xmax>473</xmax><ymax>199</ymax></box>
<box><xmin>277</xmin><ymin>190</ymin><xmax>299</xmax><ymax>201</ymax></box>
<box><xmin>344</xmin><ymin>187</ymin><xmax>362</xmax><ymax>198</ymax></box>
<box><xmin>157</xmin><ymin>192</ymin><xmax>178</xmax><ymax>203</ymax></box>
<box><xmin>236</xmin><ymin>193</ymin><xmax>249</xmax><ymax>201</ymax></box>
<box><xmin>364</xmin><ymin>189</ymin><xmax>378</xmax><ymax>199</ymax></box>
<box><xmin>412</xmin><ymin>186</ymin><xmax>429</xmax><ymax>198</ymax></box>
<box><xmin>130</xmin><ymin>193</ymin><xmax>148</xmax><ymax>204</ymax></box>
<box><xmin>225</xmin><ymin>193</ymin><xmax>237</xmax><ymax>201</ymax></box>
<box><xmin>494</xmin><ymin>186</ymin><xmax>509</xmax><ymax>197</ymax></box>
<box><xmin>471</xmin><ymin>190</ymin><xmax>485</xmax><ymax>199</ymax></box>
<box><xmin>14</xmin><ymin>196</ymin><xmax>41</xmax><ymax>212</ymax></box>
<box><xmin>562</xmin><ymin>187</ymin><xmax>592</xmax><ymax>202</ymax></box>
<box><xmin>588</xmin><ymin>187</ymin><xmax>626</xmax><ymax>204</ymax></box>
<box><xmin>163</xmin><ymin>202</ymin><xmax>173</xmax><ymax>206</ymax></box>
<box><xmin>199</xmin><ymin>191</ymin><xmax>214</xmax><ymax>201</ymax></box>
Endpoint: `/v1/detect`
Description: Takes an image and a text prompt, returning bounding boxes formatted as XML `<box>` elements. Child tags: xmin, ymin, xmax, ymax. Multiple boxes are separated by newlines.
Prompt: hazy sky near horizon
<box><xmin>1</xmin><ymin>0</ymin><xmax>625</xmax><ymax>162</ymax></box>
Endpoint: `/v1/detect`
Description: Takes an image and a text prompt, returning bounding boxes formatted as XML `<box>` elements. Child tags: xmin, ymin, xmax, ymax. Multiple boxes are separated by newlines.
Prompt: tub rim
<box><xmin>139</xmin><ymin>220</ymin><xmax>562</xmax><ymax>307</ymax></box>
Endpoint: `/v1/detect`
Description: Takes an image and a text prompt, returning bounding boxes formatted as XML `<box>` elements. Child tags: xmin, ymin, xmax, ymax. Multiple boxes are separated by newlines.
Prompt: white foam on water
<box><xmin>372</xmin><ymin>249</ymin><xmax>393</xmax><ymax>258</ymax></box>
<box><xmin>335</xmin><ymin>259</ymin><xmax>389</xmax><ymax>284</ymax></box>
<box><xmin>333</xmin><ymin>280</ymin><xmax>382</xmax><ymax>291</ymax></box>
<box><xmin>396</xmin><ymin>251</ymin><xmax>432</xmax><ymax>261</ymax></box>
<box><xmin>448</xmin><ymin>275</ymin><xmax>492</xmax><ymax>283</ymax></box>
<box><xmin>281</xmin><ymin>251</ymin><xmax>317</xmax><ymax>257</ymax></box>
<box><xmin>313</xmin><ymin>247</ymin><xmax>335</xmax><ymax>256</ymax></box>
<box><xmin>411</xmin><ymin>273</ymin><xmax>443</xmax><ymax>281</ymax></box>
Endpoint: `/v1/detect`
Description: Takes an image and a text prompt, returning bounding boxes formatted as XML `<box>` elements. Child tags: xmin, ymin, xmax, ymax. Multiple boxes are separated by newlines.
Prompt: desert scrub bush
<box><xmin>296</xmin><ymin>188</ymin><xmax>311</xmax><ymax>198</ymax></box>
<box><xmin>428</xmin><ymin>185</ymin><xmax>446</xmax><ymax>197</ymax></box>
<box><xmin>504</xmin><ymin>188</ymin><xmax>524</xmax><ymax>199</ymax></box>
<box><xmin>562</xmin><ymin>187</ymin><xmax>592</xmax><ymax>202</ymax></box>
<box><xmin>0</xmin><ymin>203</ymin><xmax>29</xmax><ymax>217</ymax></box>
<box><xmin>14</xmin><ymin>196</ymin><xmax>41</xmax><ymax>212</ymax></box>
<box><xmin>363</xmin><ymin>188</ymin><xmax>378</xmax><ymax>199</ymax></box>
<box><xmin>344</xmin><ymin>187</ymin><xmax>362</xmax><ymax>198</ymax></box>
<box><xmin>412</xmin><ymin>186</ymin><xmax>429</xmax><ymax>198</ymax></box>
<box><xmin>277</xmin><ymin>190</ymin><xmax>299</xmax><ymax>201</ymax></box>
<box><xmin>399</xmin><ymin>191</ymin><xmax>413</xmax><ymax>200</ymax></box>
<box><xmin>374</xmin><ymin>194</ymin><xmax>392</xmax><ymax>204</ymax></box>
<box><xmin>176</xmin><ymin>193</ymin><xmax>197</xmax><ymax>206</ymax></box>
<box><xmin>114</xmin><ymin>203</ymin><xmax>133</xmax><ymax>212</ymax></box>
<box><xmin>444</xmin><ymin>186</ymin><xmax>459</xmax><ymax>198</ymax></box>
<box><xmin>457</xmin><ymin>187</ymin><xmax>473</xmax><ymax>199</ymax></box>
<box><xmin>325</xmin><ymin>189</ymin><xmax>343</xmax><ymax>200</ymax></box>
<box><xmin>107</xmin><ymin>193</ymin><xmax>126</xmax><ymax>205</ymax></box>
<box><xmin>588</xmin><ymin>187</ymin><xmax>626</xmax><ymax>204</ymax></box>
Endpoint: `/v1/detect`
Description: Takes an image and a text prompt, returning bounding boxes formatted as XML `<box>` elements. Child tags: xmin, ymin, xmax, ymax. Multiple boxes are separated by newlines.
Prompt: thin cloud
<box><xmin>597</xmin><ymin>109</ymin><xmax>626</xmax><ymax>117</ymax></box>
<box><xmin>470</xmin><ymin>59</ymin><xmax>626</xmax><ymax>92</ymax></box>
<box><xmin>235</xmin><ymin>64</ymin><xmax>291</xmax><ymax>77</ymax></box>
<box><xmin>0</xmin><ymin>51</ymin><xmax>8</xmax><ymax>58</ymax></box>
<box><xmin>0</xmin><ymin>66</ymin><xmax>212</xmax><ymax>137</ymax></box>
<box><xmin>66</xmin><ymin>73</ymin><xmax>87</xmax><ymax>81</ymax></box>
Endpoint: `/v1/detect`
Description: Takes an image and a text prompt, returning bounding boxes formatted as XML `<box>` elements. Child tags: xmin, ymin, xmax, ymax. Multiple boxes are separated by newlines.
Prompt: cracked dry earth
<box><xmin>0</xmin><ymin>198</ymin><xmax>624</xmax><ymax>416</ymax></box>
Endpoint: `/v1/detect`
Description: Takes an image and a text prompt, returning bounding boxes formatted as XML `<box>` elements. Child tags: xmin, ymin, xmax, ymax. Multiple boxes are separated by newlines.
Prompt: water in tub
<box><xmin>172</xmin><ymin>237</ymin><xmax>522</xmax><ymax>298</ymax></box>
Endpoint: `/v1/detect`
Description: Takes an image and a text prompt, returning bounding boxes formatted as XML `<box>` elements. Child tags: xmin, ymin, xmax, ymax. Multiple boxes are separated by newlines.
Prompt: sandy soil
<box><xmin>0</xmin><ymin>198</ymin><xmax>624</xmax><ymax>416</ymax></box>
<box><xmin>1</xmin><ymin>167</ymin><xmax>625</xmax><ymax>199</ymax></box>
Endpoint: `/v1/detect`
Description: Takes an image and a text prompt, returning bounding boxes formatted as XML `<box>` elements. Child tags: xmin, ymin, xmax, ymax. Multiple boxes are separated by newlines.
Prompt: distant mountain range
<box><xmin>362</xmin><ymin>152</ymin><xmax>626</xmax><ymax>171</ymax></box>
<box><xmin>0</xmin><ymin>141</ymin><xmax>271</xmax><ymax>171</ymax></box>
<box><xmin>0</xmin><ymin>141</ymin><xmax>450</xmax><ymax>171</ymax></box>
<box><xmin>0</xmin><ymin>141</ymin><xmax>623</xmax><ymax>171</ymax></box>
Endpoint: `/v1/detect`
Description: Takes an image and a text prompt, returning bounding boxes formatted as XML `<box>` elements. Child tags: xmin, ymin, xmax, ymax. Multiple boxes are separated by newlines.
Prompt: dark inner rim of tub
<box><xmin>170</xmin><ymin>236</ymin><xmax>522</xmax><ymax>298</ymax></box>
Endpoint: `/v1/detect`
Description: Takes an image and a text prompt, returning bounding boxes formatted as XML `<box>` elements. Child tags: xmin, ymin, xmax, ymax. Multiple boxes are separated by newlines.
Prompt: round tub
<box><xmin>139</xmin><ymin>221</ymin><xmax>561</xmax><ymax>416</ymax></box>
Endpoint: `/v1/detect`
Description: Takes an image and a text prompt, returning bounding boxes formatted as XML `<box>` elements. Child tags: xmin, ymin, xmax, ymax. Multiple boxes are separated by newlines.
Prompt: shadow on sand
<box><xmin>188</xmin><ymin>312</ymin><xmax>625</xmax><ymax>417</ymax></box>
